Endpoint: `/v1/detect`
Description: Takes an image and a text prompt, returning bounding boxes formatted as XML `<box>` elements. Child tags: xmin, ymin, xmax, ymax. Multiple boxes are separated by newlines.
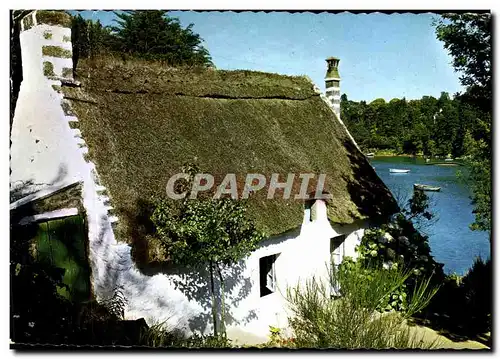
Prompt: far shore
<box><xmin>372</xmin><ymin>153</ymin><xmax>418</xmax><ymax>158</ymax></box>
<box><xmin>368</xmin><ymin>152</ymin><xmax>464</xmax><ymax>161</ymax></box>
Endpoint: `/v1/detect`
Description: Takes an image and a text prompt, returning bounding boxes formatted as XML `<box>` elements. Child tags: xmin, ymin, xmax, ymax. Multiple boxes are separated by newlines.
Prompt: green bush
<box><xmin>353</xmin><ymin>189</ymin><xmax>445</xmax><ymax>312</ymax></box>
<box><xmin>285</xmin><ymin>261</ymin><xmax>439</xmax><ymax>349</ymax></box>
<box><xmin>419</xmin><ymin>257</ymin><xmax>491</xmax><ymax>340</ymax></box>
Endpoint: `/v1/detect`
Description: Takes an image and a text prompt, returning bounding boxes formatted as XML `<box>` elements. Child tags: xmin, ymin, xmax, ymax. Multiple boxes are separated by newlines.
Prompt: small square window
<box><xmin>330</xmin><ymin>234</ymin><xmax>346</xmax><ymax>257</ymax></box>
<box><xmin>259</xmin><ymin>254</ymin><xmax>279</xmax><ymax>297</ymax></box>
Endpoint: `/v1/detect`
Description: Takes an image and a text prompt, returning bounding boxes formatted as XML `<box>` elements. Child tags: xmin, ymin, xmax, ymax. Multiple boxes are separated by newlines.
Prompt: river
<box><xmin>369</xmin><ymin>156</ymin><xmax>490</xmax><ymax>275</ymax></box>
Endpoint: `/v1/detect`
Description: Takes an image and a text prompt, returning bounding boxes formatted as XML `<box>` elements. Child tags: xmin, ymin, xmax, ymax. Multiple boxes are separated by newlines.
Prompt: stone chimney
<box><xmin>10</xmin><ymin>10</ymin><xmax>81</xmax><ymax>192</ymax></box>
<box><xmin>325</xmin><ymin>57</ymin><xmax>341</xmax><ymax>120</ymax></box>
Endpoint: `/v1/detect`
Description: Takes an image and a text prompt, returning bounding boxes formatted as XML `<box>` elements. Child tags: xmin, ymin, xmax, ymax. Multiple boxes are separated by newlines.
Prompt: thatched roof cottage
<box><xmin>10</xmin><ymin>11</ymin><xmax>398</xmax><ymax>344</ymax></box>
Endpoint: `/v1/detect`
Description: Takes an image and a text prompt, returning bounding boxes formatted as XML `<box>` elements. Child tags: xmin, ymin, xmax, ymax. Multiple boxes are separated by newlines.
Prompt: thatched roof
<box><xmin>62</xmin><ymin>59</ymin><xmax>398</xmax><ymax>239</ymax></box>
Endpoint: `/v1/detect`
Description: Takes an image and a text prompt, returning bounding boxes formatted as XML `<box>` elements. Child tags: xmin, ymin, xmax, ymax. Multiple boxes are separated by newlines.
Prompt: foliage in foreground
<box><xmin>355</xmin><ymin>190</ymin><xmax>444</xmax><ymax>312</ymax></box>
<box><xmin>284</xmin><ymin>261</ymin><xmax>439</xmax><ymax>349</ymax></box>
<box><xmin>140</xmin><ymin>322</ymin><xmax>232</xmax><ymax>348</ymax></box>
<box><xmin>10</xmin><ymin>221</ymin><xmax>147</xmax><ymax>346</ymax></box>
<box><xmin>420</xmin><ymin>257</ymin><xmax>492</xmax><ymax>337</ymax></box>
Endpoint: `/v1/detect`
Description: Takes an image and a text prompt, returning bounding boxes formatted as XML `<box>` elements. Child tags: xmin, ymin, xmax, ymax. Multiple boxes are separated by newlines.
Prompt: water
<box><xmin>369</xmin><ymin>156</ymin><xmax>490</xmax><ymax>275</ymax></box>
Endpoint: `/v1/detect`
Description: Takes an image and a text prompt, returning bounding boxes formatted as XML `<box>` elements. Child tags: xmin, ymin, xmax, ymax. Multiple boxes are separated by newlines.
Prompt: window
<box><xmin>330</xmin><ymin>235</ymin><xmax>346</xmax><ymax>297</ymax></box>
<box><xmin>259</xmin><ymin>254</ymin><xmax>279</xmax><ymax>297</ymax></box>
<box><xmin>330</xmin><ymin>234</ymin><xmax>346</xmax><ymax>264</ymax></box>
<box><xmin>305</xmin><ymin>200</ymin><xmax>313</xmax><ymax>222</ymax></box>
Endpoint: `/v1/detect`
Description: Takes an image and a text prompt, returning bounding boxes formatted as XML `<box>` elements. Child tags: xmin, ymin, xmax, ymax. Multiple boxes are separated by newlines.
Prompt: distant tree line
<box><xmin>341</xmin><ymin>13</ymin><xmax>491</xmax><ymax>234</ymax></box>
<box><xmin>340</xmin><ymin>92</ymin><xmax>485</xmax><ymax>159</ymax></box>
<box><xmin>71</xmin><ymin>10</ymin><xmax>213</xmax><ymax>70</ymax></box>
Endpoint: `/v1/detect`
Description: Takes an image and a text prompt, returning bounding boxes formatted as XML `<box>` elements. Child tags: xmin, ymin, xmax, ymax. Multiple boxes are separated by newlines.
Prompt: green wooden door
<box><xmin>32</xmin><ymin>215</ymin><xmax>90</xmax><ymax>302</ymax></box>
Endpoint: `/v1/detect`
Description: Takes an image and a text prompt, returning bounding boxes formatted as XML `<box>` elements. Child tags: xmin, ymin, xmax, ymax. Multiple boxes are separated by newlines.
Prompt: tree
<box><xmin>434</xmin><ymin>13</ymin><xmax>491</xmax><ymax>112</ymax></box>
<box><xmin>461</xmin><ymin>124</ymin><xmax>491</xmax><ymax>232</ymax></box>
<box><xmin>151</xmin><ymin>164</ymin><xmax>265</xmax><ymax>337</ymax></box>
<box><xmin>71</xmin><ymin>15</ymin><xmax>115</xmax><ymax>73</ymax></box>
<box><xmin>434</xmin><ymin>13</ymin><xmax>492</xmax><ymax>233</ymax></box>
<box><xmin>111</xmin><ymin>11</ymin><xmax>213</xmax><ymax>66</ymax></box>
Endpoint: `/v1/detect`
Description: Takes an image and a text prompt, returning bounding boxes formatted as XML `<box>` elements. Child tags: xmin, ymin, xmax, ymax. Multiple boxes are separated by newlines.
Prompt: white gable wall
<box><xmin>223</xmin><ymin>202</ymin><xmax>365</xmax><ymax>344</ymax></box>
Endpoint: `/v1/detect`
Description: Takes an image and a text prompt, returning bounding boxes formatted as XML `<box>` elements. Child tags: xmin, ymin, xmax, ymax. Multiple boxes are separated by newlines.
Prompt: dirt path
<box><xmin>407</xmin><ymin>323</ymin><xmax>489</xmax><ymax>350</ymax></box>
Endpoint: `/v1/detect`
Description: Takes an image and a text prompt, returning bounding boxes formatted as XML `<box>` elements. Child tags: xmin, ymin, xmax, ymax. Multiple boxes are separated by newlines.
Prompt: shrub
<box><xmin>354</xmin><ymin>190</ymin><xmax>445</xmax><ymax>312</ymax></box>
<box><xmin>419</xmin><ymin>257</ymin><xmax>491</xmax><ymax>339</ymax></box>
<box><xmin>461</xmin><ymin>257</ymin><xmax>492</xmax><ymax>333</ymax></box>
<box><xmin>139</xmin><ymin>321</ymin><xmax>233</xmax><ymax>348</ymax></box>
<box><xmin>285</xmin><ymin>261</ymin><xmax>439</xmax><ymax>349</ymax></box>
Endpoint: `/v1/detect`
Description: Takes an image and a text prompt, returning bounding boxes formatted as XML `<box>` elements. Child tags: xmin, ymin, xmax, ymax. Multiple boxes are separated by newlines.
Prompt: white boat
<box><xmin>444</xmin><ymin>158</ymin><xmax>454</xmax><ymax>162</ymax></box>
<box><xmin>389</xmin><ymin>168</ymin><xmax>410</xmax><ymax>173</ymax></box>
<box><xmin>366</xmin><ymin>153</ymin><xmax>375</xmax><ymax>157</ymax></box>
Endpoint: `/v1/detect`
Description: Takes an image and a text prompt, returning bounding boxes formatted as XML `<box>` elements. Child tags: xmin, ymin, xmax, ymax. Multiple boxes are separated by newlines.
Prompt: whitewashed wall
<box><xmin>11</xmin><ymin>15</ymin><xmax>366</xmax><ymax>345</ymax></box>
<box><xmin>224</xmin><ymin>202</ymin><xmax>365</xmax><ymax>344</ymax></box>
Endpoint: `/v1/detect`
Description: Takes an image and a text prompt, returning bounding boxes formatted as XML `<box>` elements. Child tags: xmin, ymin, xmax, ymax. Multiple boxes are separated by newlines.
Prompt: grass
<box><xmin>139</xmin><ymin>321</ymin><xmax>232</xmax><ymax>348</ymax></box>
<box><xmin>42</xmin><ymin>45</ymin><xmax>72</xmax><ymax>58</ymax></box>
<box><xmin>62</xmin><ymin>56</ymin><xmax>397</xmax><ymax>262</ymax></box>
<box><xmin>43</xmin><ymin>31</ymin><xmax>52</xmax><ymax>40</ymax></box>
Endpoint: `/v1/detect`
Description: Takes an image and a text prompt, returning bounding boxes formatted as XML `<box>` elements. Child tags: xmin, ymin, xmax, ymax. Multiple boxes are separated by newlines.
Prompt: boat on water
<box><xmin>366</xmin><ymin>153</ymin><xmax>375</xmax><ymax>157</ymax></box>
<box><xmin>444</xmin><ymin>158</ymin><xmax>454</xmax><ymax>162</ymax></box>
<box><xmin>389</xmin><ymin>169</ymin><xmax>410</xmax><ymax>173</ymax></box>
<box><xmin>414</xmin><ymin>183</ymin><xmax>441</xmax><ymax>192</ymax></box>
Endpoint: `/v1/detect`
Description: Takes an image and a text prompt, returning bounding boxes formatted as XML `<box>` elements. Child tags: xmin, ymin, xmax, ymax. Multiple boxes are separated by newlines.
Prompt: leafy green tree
<box><xmin>461</xmin><ymin>124</ymin><xmax>491</xmax><ymax>232</ymax></box>
<box><xmin>434</xmin><ymin>13</ymin><xmax>491</xmax><ymax>111</ymax></box>
<box><xmin>151</xmin><ymin>164</ymin><xmax>264</xmax><ymax>337</ymax></box>
<box><xmin>434</xmin><ymin>13</ymin><xmax>492</xmax><ymax>233</ymax></box>
<box><xmin>111</xmin><ymin>11</ymin><xmax>213</xmax><ymax>66</ymax></box>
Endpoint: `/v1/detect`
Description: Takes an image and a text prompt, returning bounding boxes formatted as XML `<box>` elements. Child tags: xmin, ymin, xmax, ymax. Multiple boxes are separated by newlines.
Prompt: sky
<box><xmin>75</xmin><ymin>11</ymin><xmax>464</xmax><ymax>102</ymax></box>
